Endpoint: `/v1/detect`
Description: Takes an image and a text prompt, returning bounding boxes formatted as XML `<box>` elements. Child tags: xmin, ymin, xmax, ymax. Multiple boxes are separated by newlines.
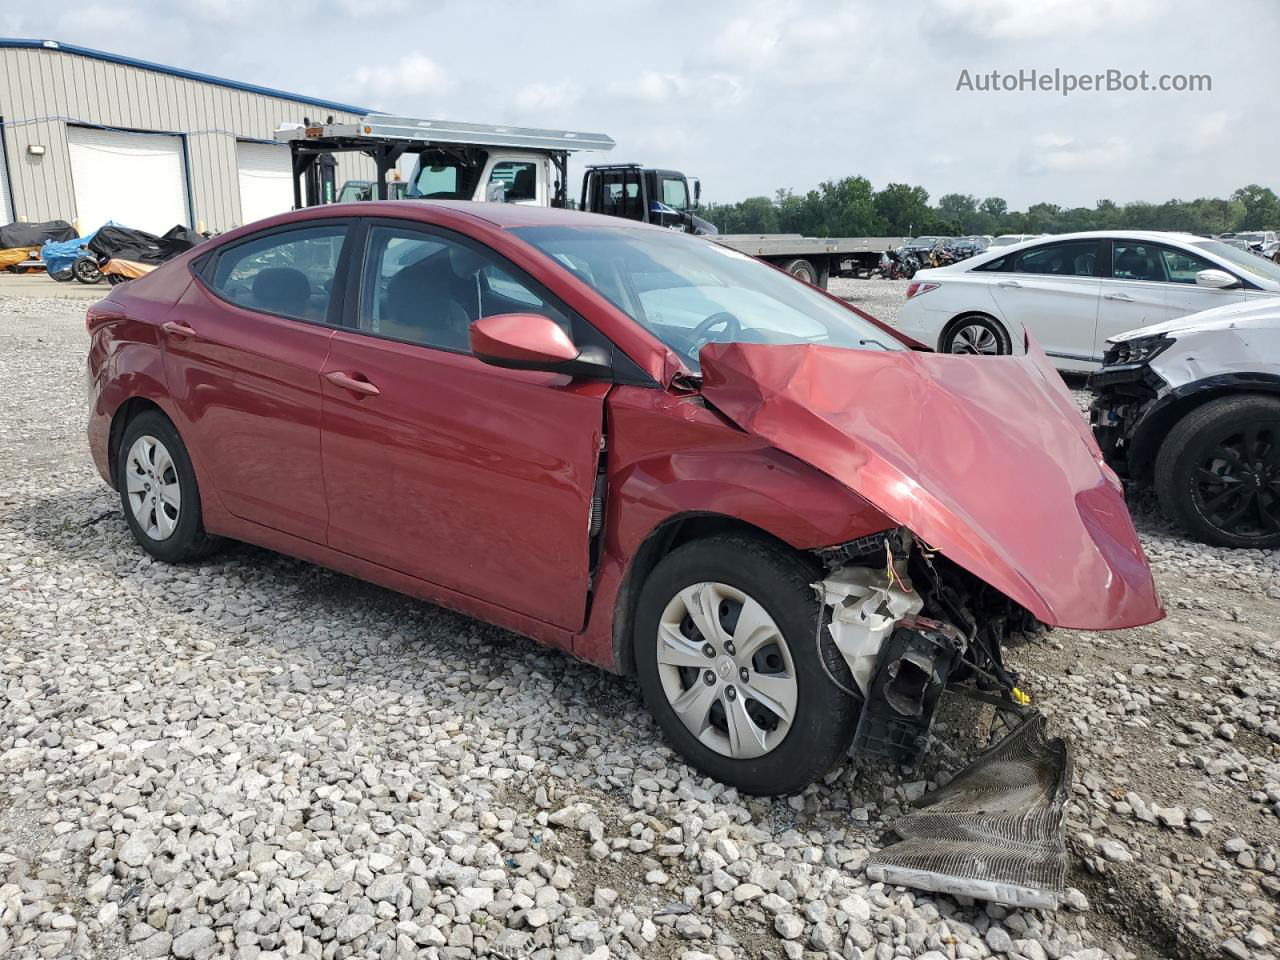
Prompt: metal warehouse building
<box><xmin>0</xmin><ymin>39</ymin><xmax>376</xmax><ymax>234</ymax></box>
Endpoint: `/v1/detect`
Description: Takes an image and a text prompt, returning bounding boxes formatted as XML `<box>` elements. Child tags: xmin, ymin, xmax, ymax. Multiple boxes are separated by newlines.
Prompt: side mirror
<box><xmin>1196</xmin><ymin>268</ymin><xmax>1239</xmax><ymax>289</ymax></box>
<box><xmin>470</xmin><ymin>313</ymin><xmax>612</xmax><ymax>378</ymax></box>
<box><xmin>691</xmin><ymin>177</ymin><xmax>701</xmax><ymax>207</ymax></box>
<box><xmin>485</xmin><ymin>180</ymin><xmax>507</xmax><ymax>203</ymax></box>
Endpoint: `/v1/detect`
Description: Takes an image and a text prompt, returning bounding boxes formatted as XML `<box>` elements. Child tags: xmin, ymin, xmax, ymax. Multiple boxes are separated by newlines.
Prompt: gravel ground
<box><xmin>1</xmin><ymin>289</ymin><xmax>1278</xmax><ymax>960</ymax></box>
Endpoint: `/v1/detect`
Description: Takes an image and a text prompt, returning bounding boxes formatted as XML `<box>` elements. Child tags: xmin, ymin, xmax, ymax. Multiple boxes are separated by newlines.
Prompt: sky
<box><xmin>3</xmin><ymin>0</ymin><xmax>1278</xmax><ymax>210</ymax></box>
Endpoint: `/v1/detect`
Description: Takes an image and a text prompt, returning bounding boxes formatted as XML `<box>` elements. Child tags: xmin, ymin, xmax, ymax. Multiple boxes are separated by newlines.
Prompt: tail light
<box><xmin>905</xmin><ymin>282</ymin><xmax>939</xmax><ymax>300</ymax></box>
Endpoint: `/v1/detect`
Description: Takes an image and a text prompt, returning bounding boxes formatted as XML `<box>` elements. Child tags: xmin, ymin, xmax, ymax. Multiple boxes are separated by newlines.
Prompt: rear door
<box><xmin>319</xmin><ymin>220</ymin><xmax>608</xmax><ymax>630</ymax></box>
<box><xmin>165</xmin><ymin>222</ymin><xmax>351</xmax><ymax>543</ymax></box>
<box><xmin>986</xmin><ymin>239</ymin><xmax>1103</xmax><ymax>366</ymax></box>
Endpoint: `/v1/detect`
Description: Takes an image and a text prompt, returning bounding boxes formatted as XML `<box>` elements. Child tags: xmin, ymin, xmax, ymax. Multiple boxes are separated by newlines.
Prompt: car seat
<box><xmin>382</xmin><ymin>256</ymin><xmax>472</xmax><ymax>351</ymax></box>
<box><xmin>252</xmin><ymin>268</ymin><xmax>311</xmax><ymax>316</ymax></box>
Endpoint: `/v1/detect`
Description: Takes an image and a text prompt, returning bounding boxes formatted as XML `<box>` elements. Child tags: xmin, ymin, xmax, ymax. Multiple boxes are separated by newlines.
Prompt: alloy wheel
<box><xmin>1192</xmin><ymin>423</ymin><xmax>1280</xmax><ymax>540</ymax></box>
<box><xmin>124</xmin><ymin>435</ymin><xmax>182</xmax><ymax>541</ymax></box>
<box><xmin>951</xmin><ymin>323</ymin><xmax>1002</xmax><ymax>355</ymax></box>
<box><xmin>655</xmin><ymin>581</ymin><xmax>798</xmax><ymax>760</ymax></box>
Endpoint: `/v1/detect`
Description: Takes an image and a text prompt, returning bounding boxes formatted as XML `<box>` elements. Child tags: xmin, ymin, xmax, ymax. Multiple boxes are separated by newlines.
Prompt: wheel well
<box><xmin>107</xmin><ymin>398</ymin><xmax>164</xmax><ymax>486</ymax></box>
<box><xmin>609</xmin><ymin>514</ymin><xmax>808</xmax><ymax>676</ymax></box>
<box><xmin>1128</xmin><ymin>387</ymin><xmax>1270</xmax><ymax>483</ymax></box>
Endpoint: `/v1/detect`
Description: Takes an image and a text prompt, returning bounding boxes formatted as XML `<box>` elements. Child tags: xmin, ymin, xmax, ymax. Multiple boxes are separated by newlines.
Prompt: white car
<box><xmin>1090</xmin><ymin>298</ymin><xmax>1280</xmax><ymax>547</ymax></box>
<box><xmin>893</xmin><ymin>231</ymin><xmax>1280</xmax><ymax>372</ymax></box>
<box><xmin>989</xmin><ymin>233</ymin><xmax>1044</xmax><ymax>247</ymax></box>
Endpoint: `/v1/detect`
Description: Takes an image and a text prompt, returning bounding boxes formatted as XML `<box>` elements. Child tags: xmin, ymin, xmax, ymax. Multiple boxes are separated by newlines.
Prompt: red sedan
<box><xmin>87</xmin><ymin>202</ymin><xmax>1162</xmax><ymax>795</ymax></box>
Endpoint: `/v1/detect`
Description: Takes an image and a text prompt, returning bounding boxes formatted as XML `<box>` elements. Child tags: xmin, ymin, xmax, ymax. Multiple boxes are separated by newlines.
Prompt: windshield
<box><xmin>1192</xmin><ymin>239</ymin><xmax>1280</xmax><ymax>284</ymax></box>
<box><xmin>512</xmin><ymin>226</ymin><xmax>904</xmax><ymax>371</ymax></box>
<box><xmin>406</xmin><ymin>150</ymin><xmax>486</xmax><ymax>200</ymax></box>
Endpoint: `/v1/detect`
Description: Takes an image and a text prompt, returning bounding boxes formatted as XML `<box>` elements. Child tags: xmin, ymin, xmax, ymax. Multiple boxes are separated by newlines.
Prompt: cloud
<box><xmin>622</xmin><ymin>71</ymin><xmax>744</xmax><ymax>106</ymax></box>
<box><xmin>708</xmin><ymin>1</ymin><xmax>873</xmax><ymax>83</ymax></box>
<box><xmin>1018</xmin><ymin>135</ymin><xmax>1134</xmax><ymax>175</ymax></box>
<box><xmin>350</xmin><ymin>52</ymin><xmax>453</xmax><ymax>102</ymax></box>
<box><xmin>176</xmin><ymin>0</ymin><xmax>258</xmax><ymax>23</ymax></box>
<box><xmin>511</xmin><ymin>81</ymin><xmax>581</xmax><ymax>114</ymax></box>
<box><xmin>930</xmin><ymin>0</ymin><xmax>1160</xmax><ymax>40</ymax></box>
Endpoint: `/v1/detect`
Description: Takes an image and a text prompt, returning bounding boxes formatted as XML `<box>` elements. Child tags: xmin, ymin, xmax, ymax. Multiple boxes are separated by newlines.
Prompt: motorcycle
<box><xmin>87</xmin><ymin>224</ymin><xmax>207</xmax><ymax>285</ymax></box>
<box><xmin>877</xmin><ymin>247</ymin><xmax>920</xmax><ymax>280</ymax></box>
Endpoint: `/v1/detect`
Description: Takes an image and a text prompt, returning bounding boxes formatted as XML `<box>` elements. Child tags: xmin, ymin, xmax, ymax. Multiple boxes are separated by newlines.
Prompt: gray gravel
<box><xmin>1</xmin><ymin>290</ymin><xmax>1277</xmax><ymax>960</ymax></box>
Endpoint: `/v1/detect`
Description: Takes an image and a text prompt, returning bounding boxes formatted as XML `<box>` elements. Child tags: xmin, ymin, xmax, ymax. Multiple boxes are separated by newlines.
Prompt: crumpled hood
<box><xmin>699</xmin><ymin>341</ymin><xmax>1163</xmax><ymax>630</ymax></box>
<box><xmin>1112</xmin><ymin>297</ymin><xmax>1280</xmax><ymax>342</ymax></box>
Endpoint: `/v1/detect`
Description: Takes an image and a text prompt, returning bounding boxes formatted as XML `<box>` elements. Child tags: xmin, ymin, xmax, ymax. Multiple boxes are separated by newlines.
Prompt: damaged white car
<box><xmin>1091</xmin><ymin>299</ymin><xmax>1280</xmax><ymax>548</ymax></box>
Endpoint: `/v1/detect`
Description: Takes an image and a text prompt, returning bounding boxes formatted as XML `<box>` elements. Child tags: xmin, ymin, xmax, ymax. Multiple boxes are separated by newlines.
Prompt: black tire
<box><xmin>73</xmin><ymin>256</ymin><xmax>103</xmax><ymax>284</ymax></box>
<box><xmin>49</xmin><ymin>267</ymin><xmax>74</xmax><ymax>282</ymax></box>
<box><xmin>106</xmin><ymin>273</ymin><xmax>130</xmax><ymax>286</ymax></box>
<box><xmin>1154</xmin><ymin>394</ymin><xmax>1280</xmax><ymax>549</ymax></box>
<box><xmin>634</xmin><ymin>534</ymin><xmax>860</xmax><ymax>796</ymax></box>
<box><xmin>116</xmin><ymin>410</ymin><xmax>222</xmax><ymax>563</ymax></box>
<box><xmin>781</xmin><ymin>258</ymin><xmax>819</xmax><ymax>285</ymax></box>
<box><xmin>941</xmin><ymin>313</ymin><xmax>1012</xmax><ymax>355</ymax></box>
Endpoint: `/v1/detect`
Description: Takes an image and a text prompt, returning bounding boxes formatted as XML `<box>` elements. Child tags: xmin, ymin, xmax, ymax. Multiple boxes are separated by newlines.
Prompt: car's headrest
<box><xmin>253</xmin><ymin>267</ymin><xmax>311</xmax><ymax>315</ymax></box>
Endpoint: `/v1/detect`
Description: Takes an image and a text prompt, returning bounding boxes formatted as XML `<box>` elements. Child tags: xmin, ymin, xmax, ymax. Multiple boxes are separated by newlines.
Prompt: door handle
<box><xmin>995</xmin><ymin>279</ymin><xmax>1022</xmax><ymax>288</ymax></box>
<box><xmin>325</xmin><ymin>371</ymin><xmax>380</xmax><ymax>396</ymax></box>
<box><xmin>1103</xmin><ymin>293</ymin><xmax>1135</xmax><ymax>302</ymax></box>
<box><xmin>161</xmin><ymin>320</ymin><xmax>197</xmax><ymax>337</ymax></box>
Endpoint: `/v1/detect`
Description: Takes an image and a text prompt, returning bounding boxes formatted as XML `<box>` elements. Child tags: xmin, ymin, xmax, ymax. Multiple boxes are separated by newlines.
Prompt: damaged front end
<box><xmin>815</xmin><ymin>528</ymin><xmax>1035</xmax><ymax>767</ymax></box>
<box><xmin>815</xmin><ymin>530</ymin><xmax>1072</xmax><ymax>909</ymax></box>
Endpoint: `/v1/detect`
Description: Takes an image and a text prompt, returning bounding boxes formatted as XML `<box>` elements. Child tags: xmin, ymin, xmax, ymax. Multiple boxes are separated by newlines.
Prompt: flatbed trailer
<box><xmin>714</xmin><ymin>234</ymin><xmax>909</xmax><ymax>286</ymax></box>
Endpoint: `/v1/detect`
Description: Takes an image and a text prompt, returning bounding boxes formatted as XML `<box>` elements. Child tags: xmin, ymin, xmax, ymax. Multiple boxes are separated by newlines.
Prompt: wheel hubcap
<box><xmin>1192</xmin><ymin>422</ymin><xmax>1280</xmax><ymax>540</ymax></box>
<box><xmin>951</xmin><ymin>323</ymin><xmax>1002</xmax><ymax>355</ymax></box>
<box><xmin>124</xmin><ymin>435</ymin><xmax>181</xmax><ymax>541</ymax></box>
<box><xmin>655</xmin><ymin>581</ymin><xmax>798</xmax><ymax>760</ymax></box>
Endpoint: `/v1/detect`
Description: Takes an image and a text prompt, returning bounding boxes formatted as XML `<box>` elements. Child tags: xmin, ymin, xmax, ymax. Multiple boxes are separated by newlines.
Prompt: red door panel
<box><xmin>320</xmin><ymin>332</ymin><xmax>608</xmax><ymax>630</ymax></box>
<box><xmin>163</xmin><ymin>280</ymin><xmax>334</xmax><ymax>542</ymax></box>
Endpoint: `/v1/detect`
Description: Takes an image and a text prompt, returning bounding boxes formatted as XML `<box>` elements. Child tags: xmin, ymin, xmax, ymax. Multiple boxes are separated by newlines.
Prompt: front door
<box><xmin>164</xmin><ymin>222</ymin><xmax>350</xmax><ymax>542</ymax></box>
<box><xmin>319</xmin><ymin>221</ymin><xmax>608</xmax><ymax>630</ymax></box>
<box><xmin>987</xmin><ymin>238</ymin><xmax>1102</xmax><ymax>366</ymax></box>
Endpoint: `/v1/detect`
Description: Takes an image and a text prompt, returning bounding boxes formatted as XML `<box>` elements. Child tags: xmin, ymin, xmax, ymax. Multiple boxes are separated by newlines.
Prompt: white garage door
<box><xmin>67</xmin><ymin>126</ymin><xmax>189</xmax><ymax>235</ymax></box>
<box><xmin>237</xmin><ymin>141</ymin><xmax>294</xmax><ymax>226</ymax></box>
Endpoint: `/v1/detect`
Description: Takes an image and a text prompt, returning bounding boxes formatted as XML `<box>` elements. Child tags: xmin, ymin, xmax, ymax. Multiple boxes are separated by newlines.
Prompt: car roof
<box><xmin>370</xmin><ymin>199</ymin><xmax>663</xmax><ymax>231</ymax></box>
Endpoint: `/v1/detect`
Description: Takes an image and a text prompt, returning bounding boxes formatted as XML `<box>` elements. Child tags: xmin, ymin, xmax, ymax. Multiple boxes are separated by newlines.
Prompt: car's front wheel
<box><xmin>1154</xmin><ymin>394</ymin><xmax>1280</xmax><ymax>549</ymax></box>
<box><xmin>116</xmin><ymin>411</ymin><xmax>222</xmax><ymax>563</ymax></box>
<box><xmin>634</xmin><ymin>534</ymin><xmax>860</xmax><ymax>795</ymax></box>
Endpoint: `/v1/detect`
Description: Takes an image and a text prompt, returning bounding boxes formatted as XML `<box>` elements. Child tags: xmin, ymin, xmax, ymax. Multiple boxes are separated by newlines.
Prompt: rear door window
<box><xmin>1015</xmin><ymin>240</ymin><xmax>1100</xmax><ymax>277</ymax></box>
<box><xmin>208</xmin><ymin>225</ymin><xmax>348</xmax><ymax>323</ymax></box>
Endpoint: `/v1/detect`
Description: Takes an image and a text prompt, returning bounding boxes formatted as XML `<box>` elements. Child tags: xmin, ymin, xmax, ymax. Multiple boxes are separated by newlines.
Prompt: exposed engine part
<box><xmin>865</xmin><ymin>711</ymin><xmax>1072</xmax><ymax>910</ymax></box>
<box><xmin>814</xmin><ymin>529</ymin><xmax>901</xmax><ymax>570</ymax></box>
<box><xmin>853</xmin><ymin>616</ymin><xmax>967</xmax><ymax>763</ymax></box>
<box><xmin>817</xmin><ymin>562</ymin><xmax>922</xmax><ymax>695</ymax></box>
<box><xmin>814</xmin><ymin>529</ymin><xmax>1042</xmax><ymax>763</ymax></box>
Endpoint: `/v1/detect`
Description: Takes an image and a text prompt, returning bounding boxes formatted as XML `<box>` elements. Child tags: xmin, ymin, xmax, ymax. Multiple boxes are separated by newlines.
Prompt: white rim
<box><xmin>951</xmin><ymin>323</ymin><xmax>1002</xmax><ymax>355</ymax></box>
<box><xmin>656</xmin><ymin>582</ymin><xmax>798</xmax><ymax>760</ymax></box>
<box><xmin>124</xmin><ymin>435</ymin><xmax>181</xmax><ymax>541</ymax></box>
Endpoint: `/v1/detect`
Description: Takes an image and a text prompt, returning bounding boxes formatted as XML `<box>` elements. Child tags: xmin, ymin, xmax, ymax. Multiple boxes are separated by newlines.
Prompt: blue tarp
<box><xmin>41</xmin><ymin>223</ymin><xmax>117</xmax><ymax>275</ymax></box>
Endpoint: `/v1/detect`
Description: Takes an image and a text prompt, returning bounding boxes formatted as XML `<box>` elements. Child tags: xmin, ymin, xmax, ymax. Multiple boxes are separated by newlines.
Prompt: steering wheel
<box><xmin>688</xmin><ymin>311</ymin><xmax>742</xmax><ymax>357</ymax></box>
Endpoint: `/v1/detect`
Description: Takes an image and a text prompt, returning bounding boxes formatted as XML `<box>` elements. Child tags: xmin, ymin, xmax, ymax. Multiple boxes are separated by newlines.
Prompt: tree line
<box><xmin>700</xmin><ymin>178</ymin><xmax>1280</xmax><ymax>239</ymax></box>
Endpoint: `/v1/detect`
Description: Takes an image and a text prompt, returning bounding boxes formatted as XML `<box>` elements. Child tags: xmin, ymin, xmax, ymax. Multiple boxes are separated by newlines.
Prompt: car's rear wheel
<box><xmin>941</xmin><ymin>314</ymin><xmax>1012</xmax><ymax>355</ymax></box>
<box><xmin>634</xmin><ymin>534</ymin><xmax>860</xmax><ymax>795</ymax></box>
<box><xmin>1154</xmin><ymin>394</ymin><xmax>1280</xmax><ymax>549</ymax></box>
<box><xmin>117</xmin><ymin>411</ymin><xmax>222</xmax><ymax>563</ymax></box>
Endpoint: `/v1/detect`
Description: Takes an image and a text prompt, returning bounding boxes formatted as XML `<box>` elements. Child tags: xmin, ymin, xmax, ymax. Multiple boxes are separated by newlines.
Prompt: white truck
<box><xmin>276</xmin><ymin>114</ymin><xmax>904</xmax><ymax>288</ymax></box>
